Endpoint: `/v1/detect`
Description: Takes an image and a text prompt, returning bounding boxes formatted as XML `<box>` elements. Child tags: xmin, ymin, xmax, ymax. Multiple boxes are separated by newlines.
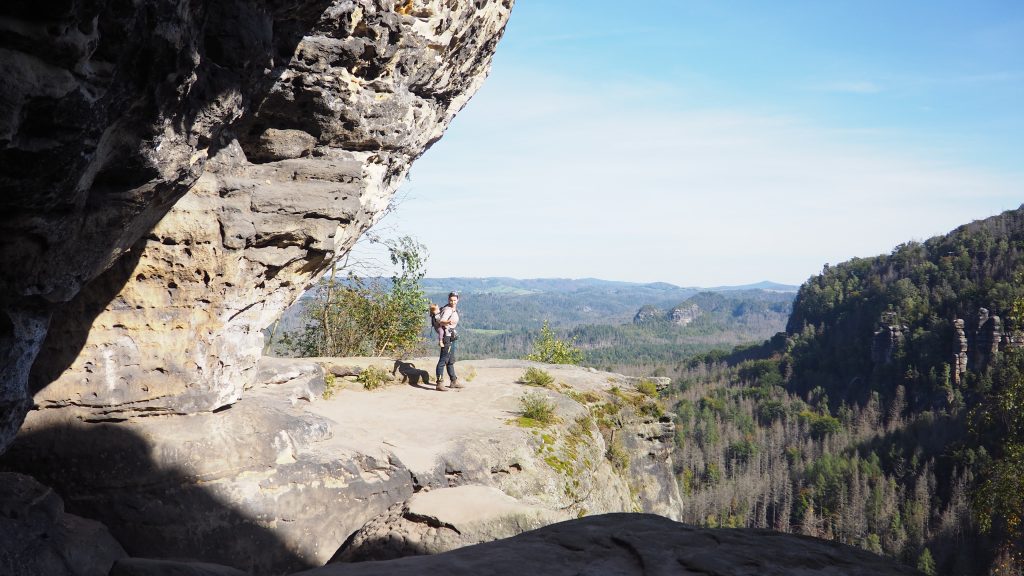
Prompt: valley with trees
<box><xmin>271</xmin><ymin>205</ymin><xmax>1024</xmax><ymax>575</ymax></box>
<box><xmin>271</xmin><ymin>274</ymin><xmax>797</xmax><ymax>369</ymax></box>
<box><xmin>5</xmin><ymin>2</ymin><xmax>1021</xmax><ymax>575</ymax></box>
<box><xmin>656</xmin><ymin>206</ymin><xmax>1024</xmax><ymax>575</ymax></box>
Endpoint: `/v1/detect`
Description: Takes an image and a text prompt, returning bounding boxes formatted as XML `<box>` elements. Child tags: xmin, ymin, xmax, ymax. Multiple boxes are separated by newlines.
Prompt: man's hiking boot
<box><xmin>449</xmin><ymin>378</ymin><xmax>464</xmax><ymax>389</ymax></box>
<box><xmin>436</xmin><ymin>378</ymin><xmax>448</xmax><ymax>391</ymax></box>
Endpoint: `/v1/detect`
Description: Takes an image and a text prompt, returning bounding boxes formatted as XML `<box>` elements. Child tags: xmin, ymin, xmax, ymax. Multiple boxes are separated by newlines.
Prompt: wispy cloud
<box><xmin>393</xmin><ymin>68</ymin><xmax>1023</xmax><ymax>286</ymax></box>
<box><xmin>808</xmin><ymin>81</ymin><xmax>883</xmax><ymax>94</ymax></box>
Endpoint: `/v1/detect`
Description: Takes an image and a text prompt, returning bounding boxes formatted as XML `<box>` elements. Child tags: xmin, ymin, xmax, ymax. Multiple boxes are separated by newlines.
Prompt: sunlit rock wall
<box><xmin>0</xmin><ymin>0</ymin><xmax>512</xmax><ymax>443</ymax></box>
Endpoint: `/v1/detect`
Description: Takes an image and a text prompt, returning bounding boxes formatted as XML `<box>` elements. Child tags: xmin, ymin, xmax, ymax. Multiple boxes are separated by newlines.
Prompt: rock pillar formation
<box><xmin>0</xmin><ymin>0</ymin><xmax>514</xmax><ymax>450</ymax></box>
<box><xmin>970</xmin><ymin>308</ymin><xmax>1002</xmax><ymax>370</ymax></box>
<box><xmin>870</xmin><ymin>312</ymin><xmax>905</xmax><ymax>365</ymax></box>
<box><xmin>952</xmin><ymin>318</ymin><xmax>968</xmax><ymax>386</ymax></box>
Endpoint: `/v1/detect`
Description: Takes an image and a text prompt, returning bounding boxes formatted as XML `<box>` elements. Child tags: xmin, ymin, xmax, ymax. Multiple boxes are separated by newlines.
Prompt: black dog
<box><xmin>392</xmin><ymin>359</ymin><xmax>431</xmax><ymax>386</ymax></box>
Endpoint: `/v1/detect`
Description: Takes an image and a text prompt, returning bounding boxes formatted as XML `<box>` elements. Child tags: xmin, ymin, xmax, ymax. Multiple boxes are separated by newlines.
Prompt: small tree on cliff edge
<box><xmin>525</xmin><ymin>320</ymin><xmax>584</xmax><ymax>365</ymax></box>
<box><xmin>285</xmin><ymin>235</ymin><xmax>428</xmax><ymax>357</ymax></box>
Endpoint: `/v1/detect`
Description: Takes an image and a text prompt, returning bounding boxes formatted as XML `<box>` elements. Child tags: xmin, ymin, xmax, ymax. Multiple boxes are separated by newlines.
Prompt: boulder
<box><xmin>245</xmin><ymin>129</ymin><xmax>318</xmax><ymax>163</ymax></box>
<box><xmin>301</xmin><ymin>513</ymin><xmax>924</xmax><ymax>576</ymax></box>
<box><xmin>331</xmin><ymin>486</ymin><xmax>562</xmax><ymax>562</ymax></box>
<box><xmin>0</xmin><ymin>472</ymin><xmax>126</xmax><ymax>576</ymax></box>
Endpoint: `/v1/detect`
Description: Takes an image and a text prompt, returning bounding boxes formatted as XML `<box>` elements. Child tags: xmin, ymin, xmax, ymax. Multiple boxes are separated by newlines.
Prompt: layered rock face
<box><xmin>5</xmin><ymin>363</ymin><xmax>411</xmax><ymax>574</ymax></box>
<box><xmin>952</xmin><ymin>318</ymin><xmax>968</xmax><ymax>385</ymax></box>
<box><xmin>3</xmin><ymin>358</ymin><xmax>683</xmax><ymax>573</ymax></box>
<box><xmin>951</xmin><ymin>307</ymin><xmax>1023</xmax><ymax>384</ymax></box>
<box><xmin>670</xmin><ymin>303</ymin><xmax>702</xmax><ymax>326</ymax></box>
<box><xmin>0</xmin><ymin>0</ymin><xmax>513</xmax><ymax>450</ymax></box>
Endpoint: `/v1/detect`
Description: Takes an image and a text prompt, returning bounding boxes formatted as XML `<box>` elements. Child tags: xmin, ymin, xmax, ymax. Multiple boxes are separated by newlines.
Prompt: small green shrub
<box><xmin>606</xmin><ymin>439</ymin><xmax>630</xmax><ymax>472</ymax></box>
<box><xmin>525</xmin><ymin>321</ymin><xmax>583</xmax><ymax>365</ymax></box>
<box><xmin>519</xmin><ymin>392</ymin><xmax>557</xmax><ymax>425</ymax></box>
<box><xmin>519</xmin><ymin>367</ymin><xmax>555</xmax><ymax>388</ymax></box>
<box><xmin>565</xmin><ymin>389</ymin><xmax>601</xmax><ymax>404</ymax></box>
<box><xmin>357</xmin><ymin>365</ymin><xmax>390</xmax><ymax>390</ymax></box>
<box><xmin>463</xmin><ymin>365</ymin><xmax>478</xmax><ymax>382</ymax></box>
<box><xmin>635</xmin><ymin>378</ymin><xmax>659</xmax><ymax>398</ymax></box>
<box><xmin>322</xmin><ymin>373</ymin><xmax>338</xmax><ymax>400</ymax></box>
<box><xmin>638</xmin><ymin>399</ymin><xmax>664</xmax><ymax>419</ymax></box>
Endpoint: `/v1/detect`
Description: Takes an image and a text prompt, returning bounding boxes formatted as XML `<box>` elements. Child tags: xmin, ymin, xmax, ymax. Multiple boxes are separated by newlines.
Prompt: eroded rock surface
<box><xmin>330</xmin><ymin>485</ymin><xmax>563</xmax><ymax>562</ymax></box>
<box><xmin>0</xmin><ymin>472</ymin><xmax>125</xmax><ymax>576</ymax></box>
<box><xmin>302</xmin><ymin>514</ymin><xmax>923</xmax><ymax>576</ymax></box>
<box><xmin>0</xmin><ymin>0</ymin><xmax>513</xmax><ymax>452</ymax></box>
<box><xmin>2</xmin><ymin>359</ymin><xmax>681</xmax><ymax>573</ymax></box>
<box><xmin>4</xmin><ymin>364</ymin><xmax>410</xmax><ymax>574</ymax></box>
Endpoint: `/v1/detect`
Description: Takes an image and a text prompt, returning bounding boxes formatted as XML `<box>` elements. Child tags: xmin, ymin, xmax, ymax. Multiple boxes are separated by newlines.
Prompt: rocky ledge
<box><xmin>297</xmin><ymin>513</ymin><xmax>923</xmax><ymax>576</ymax></box>
<box><xmin>1</xmin><ymin>358</ymin><xmax>923</xmax><ymax>575</ymax></box>
<box><xmin>2</xmin><ymin>359</ymin><xmax>682</xmax><ymax>574</ymax></box>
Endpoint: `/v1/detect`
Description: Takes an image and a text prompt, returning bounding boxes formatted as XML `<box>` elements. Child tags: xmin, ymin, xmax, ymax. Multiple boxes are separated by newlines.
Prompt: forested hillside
<box><xmin>422</xmin><ymin>277</ymin><xmax>702</xmax><ymax>328</ymax></box>
<box><xmin>270</xmin><ymin>278</ymin><xmax>796</xmax><ymax>365</ymax></box>
<box><xmin>662</xmin><ymin>205</ymin><xmax>1024</xmax><ymax>575</ymax></box>
<box><xmin>442</xmin><ymin>289</ymin><xmax>793</xmax><ymax>368</ymax></box>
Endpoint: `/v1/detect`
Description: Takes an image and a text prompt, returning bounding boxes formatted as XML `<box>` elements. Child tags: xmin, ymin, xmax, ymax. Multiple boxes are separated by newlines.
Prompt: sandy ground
<box><xmin>303</xmin><ymin>358</ymin><xmax>615</xmax><ymax>473</ymax></box>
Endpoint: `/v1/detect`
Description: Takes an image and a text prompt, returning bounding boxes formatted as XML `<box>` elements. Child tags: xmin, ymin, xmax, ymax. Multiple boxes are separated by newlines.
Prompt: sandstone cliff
<box><xmin>0</xmin><ymin>0</ymin><xmax>513</xmax><ymax>454</ymax></box>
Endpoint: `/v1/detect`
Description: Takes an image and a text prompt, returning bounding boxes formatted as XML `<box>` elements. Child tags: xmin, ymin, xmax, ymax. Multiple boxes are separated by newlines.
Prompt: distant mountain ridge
<box><xmin>270</xmin><ymin>277</ymin><xmax>797</xmax><ymax>362</ymax></box>
<box><xmin>419</xmin><ymin>278</ymin><xmax>796</xmax><ymax>333</ymax></box>
<box><xmin>421</xmin><ymin>277</ymin><xmax>798</xmax><ymax>296</ymax></box>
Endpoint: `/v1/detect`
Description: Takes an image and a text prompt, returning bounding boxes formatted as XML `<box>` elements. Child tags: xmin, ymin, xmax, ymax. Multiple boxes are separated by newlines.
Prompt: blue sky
<box><xmin>360</xmin><ymin>0</ymin><xmax>1024</xmax><ymax>287</ymax></box>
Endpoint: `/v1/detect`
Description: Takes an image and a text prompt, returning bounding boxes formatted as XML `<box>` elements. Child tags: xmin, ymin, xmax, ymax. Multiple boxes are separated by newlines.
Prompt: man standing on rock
<box><xmin>436</xmin><ymin>291</ymin><xmax>461</xmax><ymax>391</ymax></box>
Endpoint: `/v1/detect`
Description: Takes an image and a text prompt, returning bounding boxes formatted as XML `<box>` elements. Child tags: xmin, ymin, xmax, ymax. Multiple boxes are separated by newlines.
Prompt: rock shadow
<box><xmin>28</xmin><ymin>237</ymin><xmax>145</xmax><ymax>397</ymax></box>
<box><xmin>0</xmin><ymin>422</ymin><xmax>315</xmax><ymax>576</ymax></box>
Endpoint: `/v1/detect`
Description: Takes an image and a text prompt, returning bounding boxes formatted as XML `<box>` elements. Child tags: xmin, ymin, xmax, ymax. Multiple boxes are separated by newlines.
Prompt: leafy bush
<box><xmin>636</xmin><ymin>378</ymin><xmax>659</xmax><ymax>398</ymax></box>
<box><xmin>638</xmin><ymin>398</ymin><xmax>664</xmax><ymax>419</ymax></box>
<box><xmin>606</xmin><ymin>439</ymin><xmax>630</xmax><ymax>472</ymax></box>
<box><xmin>525</xmin><ymin>321</ymin><xmax>583</xmax><ymax>365</ymax></box>
<box><xmin>322</xmin><ymin>373</ymin><xmax>337</xmax><ymax>400</ymax></box>
<box><xmin>519</xmin><ymin>367</ymin><xmax>555</xmax><ymax>388</ymax></box>
<box><xmin>519</xmin><ymin>392</ymin><xmax>557</xmax><ymax>425</ymax></box>
<box><xmin>281</xmin><ymin>236</ymin><xmax>429</xmax><ymax>358</ymax></box>
<box><xmin>357</xmin><ymin>365</ymin><xmax>391</xmax><ymax>390</ymax></box>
